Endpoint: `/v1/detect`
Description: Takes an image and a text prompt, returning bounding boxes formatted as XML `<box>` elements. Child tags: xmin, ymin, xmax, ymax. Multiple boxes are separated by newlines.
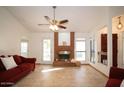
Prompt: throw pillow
<box><xmin>120</xmin><ymin>80</ymin><xmax>124</xmax><ymax>87</ymax></box>
<box><xmin>1</xmin><ymin>57</ymin><xmax>17</xmax><ymax>70</ymax></box>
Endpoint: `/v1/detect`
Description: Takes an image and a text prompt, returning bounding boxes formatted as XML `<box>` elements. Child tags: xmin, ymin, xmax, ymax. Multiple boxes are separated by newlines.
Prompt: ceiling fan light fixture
<box><xmin>39</xmin><ymin>6</ymin><xmax>68</xmax><ymax>31</ymax></box>
<box><xmin>49</xmin><ymin>25</ymin><xmax>59</xmax><ymax>31</ymax></box>
<box><xmin>54</xmin><ymin>25</ymin><xmax>59</xmax><ymax>30</ymax></box>
<box><xmin>117</xmin><ymin>16</ymin><xmax>123</xmax><ymax>30</ymax></box>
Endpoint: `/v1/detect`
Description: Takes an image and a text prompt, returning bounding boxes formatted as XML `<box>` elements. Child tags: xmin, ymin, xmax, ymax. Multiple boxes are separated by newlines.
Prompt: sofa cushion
<box><xmin>1</xmin><ymin>57</ymin><xmax>18</xmax><ymax>70</ymax></box>
<box><xmin>106</xmin><ymin>79</ymin><xmax>122</xmax><ymax>87</ymax></box>
<box><xmin>13</xmin><ymin>55</ymin><xmax>22</xmax><ymax>65</ymax></box>
<box><xmin>109</xmin><ymin>67</ymin><xmax>124</xmax><ymax>80</ymax></box>
<box><xmin>0</xmin><ymin>66</ymin><xmax>22</xmax><ymax>82</ymax></box>
<box><xmin>0</xmin><ymin>55</ymin><xmax>36</xmax><ymax>86</ymax></box>
<box><xmin>6</xmin><ymin>69</ymin><xmax>30</xmax><ymax>83</ymax></box>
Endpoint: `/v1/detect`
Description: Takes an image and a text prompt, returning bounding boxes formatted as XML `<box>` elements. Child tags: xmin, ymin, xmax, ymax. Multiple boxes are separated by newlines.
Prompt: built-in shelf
<box><xmin>98</xmin><ymin>51</ymin><xmax>108</xmax><ymax>66</ymax></box>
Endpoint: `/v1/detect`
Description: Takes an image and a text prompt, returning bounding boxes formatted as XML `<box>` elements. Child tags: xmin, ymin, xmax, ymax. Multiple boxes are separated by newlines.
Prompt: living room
<box><xmin>1</xmin><ymin>5</ymin><xmax>124</xmax><ymax>89</ymax></box>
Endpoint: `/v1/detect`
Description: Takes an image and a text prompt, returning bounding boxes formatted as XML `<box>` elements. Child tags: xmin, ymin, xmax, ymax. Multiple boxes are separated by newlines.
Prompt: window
<box><xmin>75</xmin><ymin>38</ymin><xmax>86</xmax><ymax>61</ymax></box>
<box><xmin>58</xmin><ymin>32</ymin><xmax>70</xmax><ymax>46</ymax></box>
<box><xmin>43</xmin><ymin>39</ymin><xmax>51</xmax><ymax>61</ymax></box>
<box><xmin>21</xmin><ymin>40</ymin><xmax>28</xmax><ymax>57</ymax></box>
<box><xmin>90</xmin><ymin>39</ymin><xmax>95</xmax><ymax>63</ymax></box>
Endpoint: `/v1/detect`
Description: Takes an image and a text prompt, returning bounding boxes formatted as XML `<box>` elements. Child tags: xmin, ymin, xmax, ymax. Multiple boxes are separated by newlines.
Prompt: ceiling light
<box><xmin>117</xmin><ymin>16</ymin><xmax>123</xmax><ymax>30</ymax></box>
<box><xmin>49</xmin><ymin>25</ymin><xmax>59</xmax><ymax>31</ymax></box>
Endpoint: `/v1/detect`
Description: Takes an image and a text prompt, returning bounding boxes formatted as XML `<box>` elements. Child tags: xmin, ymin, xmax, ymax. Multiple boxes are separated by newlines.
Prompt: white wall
<box><xmin>112</xmin><ymin>15</ymin><xmax>124</xmax><ymax>68</ymax></box>
<box><xmin>89</xmin><ymin>7</ymin><xmax>124</xmax><ymax>76</ymax></box>
<box><xmin>108</xmin><ymin>7</ymin><xmax>124</xmax><ymax>69</ymax></box>
<box><xmin>29</xmin><ymin>32</ymin><xmax>54</xmax><ymax>64</ymax></box>
<box><xmin>109</xmin><ymin>7</ymin><xmax>124</xmax><ymax>69</ymax></box>
<box><xmin>88</xmin><ymin>8</ymin><xmax>110</xmax><ymax>76</ymax></box>
<box><xmin>29</xmin><ymin>32</ymin><xmax>90</xmax><ymax>64</ymax></box>
<box><xmin>89</xmin><ymin>27</ymin><xmax>110</xmax><ymax>76</ymax></box>
<box><xmin>0</xmin><ymin>7</ymin><xmax>30</xmax><ymax>55</ymax></box>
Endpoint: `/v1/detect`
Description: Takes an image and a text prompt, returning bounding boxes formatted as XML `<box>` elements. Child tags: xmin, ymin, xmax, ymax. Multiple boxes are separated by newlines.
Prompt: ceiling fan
<box><xmin>38</xmin><ymin>6</ymin><xmax>69</xmax><ymax>31</ymax></box>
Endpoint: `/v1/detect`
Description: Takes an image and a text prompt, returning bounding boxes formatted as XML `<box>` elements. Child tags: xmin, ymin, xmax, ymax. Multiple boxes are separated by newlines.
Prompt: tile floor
<box><xmin>14</xmin><ymin>65</ymin><xmax>108</xmax><ymax>87</ymax></box>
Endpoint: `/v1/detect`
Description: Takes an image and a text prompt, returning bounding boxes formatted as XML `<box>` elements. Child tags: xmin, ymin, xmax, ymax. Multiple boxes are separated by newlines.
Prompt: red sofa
<box><xmin>106</xmin><ymin>67</ymin><xmax>124</xmax><ymax>87</ymax></box>
<box><xmin>0</xmin><ymin>55</ymin><xmax>36</xmax><ymax>87</ymax></box>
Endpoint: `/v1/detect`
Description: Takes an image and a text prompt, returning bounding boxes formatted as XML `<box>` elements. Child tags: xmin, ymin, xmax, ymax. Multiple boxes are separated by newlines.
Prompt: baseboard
<box><xmin>36</xmin><ymin>63</ymin><xmax>52</xmax><ymax>65</ymax></box>
<box><xmin>89</xmin><ymin>64</ymin><xmax>108</xmax><ymax>78</ymax></box>
<box><xmin>81</xmin><ymin>64</ymin><xmax>89</xmax><ymax>65</ymax></box>
<box><xmin>36</xmin><ymin>63</ymin><xmax>89</xmax><ymax>66</ymax></box>
<box><xmin>36</xmin><ymin>63</ymin><xmax>41</xmax><ymax>65</ymax></box>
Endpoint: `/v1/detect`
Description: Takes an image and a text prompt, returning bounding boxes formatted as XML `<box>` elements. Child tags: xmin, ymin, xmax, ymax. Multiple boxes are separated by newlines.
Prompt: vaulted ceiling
<box><xmin>6</xmin><ymin>6</ymin><xmax>108</xmax><ymax>32</ymax></box>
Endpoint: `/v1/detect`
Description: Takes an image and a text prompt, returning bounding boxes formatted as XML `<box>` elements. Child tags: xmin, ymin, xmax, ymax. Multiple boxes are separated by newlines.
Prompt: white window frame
<box><xmin>75</xmin><ymin>38</ymin><xmax>86</xmax><ymax>61</ymax></box>
<box><xmin>20</xmin><ymin>40</ymin><xmax>28</xmax><ymax>57</ymax></box>
<box><xmin>43</xmin><ymin>39</ymin><xmax>51</xmax><ymax>61</ymax></box>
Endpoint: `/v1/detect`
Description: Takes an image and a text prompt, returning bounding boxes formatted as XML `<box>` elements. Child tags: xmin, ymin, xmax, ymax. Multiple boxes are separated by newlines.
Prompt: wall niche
<box><xmin>58</xmin><ymin>32</ymin><xmax>70</xmax><ymax>46</ymax></box>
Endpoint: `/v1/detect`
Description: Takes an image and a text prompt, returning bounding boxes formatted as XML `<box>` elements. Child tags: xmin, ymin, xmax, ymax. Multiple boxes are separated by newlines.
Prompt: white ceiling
<box><xmin>6</xmin><ymin>6</ymin><xmax>108</xmax><ymax>33</ymax></box>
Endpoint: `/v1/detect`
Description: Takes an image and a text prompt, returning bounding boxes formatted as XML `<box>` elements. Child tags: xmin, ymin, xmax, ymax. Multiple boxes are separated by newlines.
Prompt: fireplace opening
<box><xmin>58</xmin><ymin>51</ymin><xmax>70</xmax><ymax>61</ymax></box>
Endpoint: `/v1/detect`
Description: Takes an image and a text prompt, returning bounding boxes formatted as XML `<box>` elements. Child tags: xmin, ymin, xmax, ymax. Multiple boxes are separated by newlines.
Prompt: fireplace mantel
<box><xmin>59</xmin><ymin>51</ymin><xmax>70</xmax><ymax>55</ymax></box>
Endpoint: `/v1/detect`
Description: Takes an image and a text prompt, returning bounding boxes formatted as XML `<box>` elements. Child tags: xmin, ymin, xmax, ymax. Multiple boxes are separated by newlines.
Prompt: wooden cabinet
<box><xmin>101</xmin><ymin>34</ymin><xmax>107</xmax><ymax>52</ymax></box>
<box><xmin>101</xmin><ymin>34</ymin><xmax>107</xmax><ymax>65</ymax></box>
<box><xmin>112</xmin><ymin>34</ymin><xmax>118</xmax><ymax>67</ymax></box>
<box><xmin>101</xmin><ymin>34</ymin><xmax>118</xmax><ymax>67</ymax></box>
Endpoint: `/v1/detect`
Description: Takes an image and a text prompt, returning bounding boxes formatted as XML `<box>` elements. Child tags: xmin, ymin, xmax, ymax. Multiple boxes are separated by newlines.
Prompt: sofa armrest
<box><xmin>109</xmin><ymin>67</ymin><xmax>124</xmax><ymax>80</ymax></box>
<box><xmin>24</xmin><ymin>58</ymin><xmax>36</xmax><ymax>63</ymax></box>
<box><xmin>20</xmin><ymin>56</ymin><xmax>36</xmax><ymax>71</ymax></box>
<box><xmin>20</xmin><ymin>56</ymin><xmax>36</xmax><ymax>63</ymax></box>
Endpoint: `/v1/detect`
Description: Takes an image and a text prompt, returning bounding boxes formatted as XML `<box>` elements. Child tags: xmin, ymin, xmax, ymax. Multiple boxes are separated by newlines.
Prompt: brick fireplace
<box><xmin>54</xmin><ymin>32</ymin><xmax>74</xmax><ymax>61</ymax></box>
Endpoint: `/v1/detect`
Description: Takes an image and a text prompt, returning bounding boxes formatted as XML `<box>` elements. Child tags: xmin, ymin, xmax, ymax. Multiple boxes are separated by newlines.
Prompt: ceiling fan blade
<box><xmin>59</xmin><ymin>19</ymin><xmax>69</xmax><ymax>24</ymax></box>
<box><xmin>38</xmin><ymin>24</ymin><xmax>49</xmax><ymax>26</ymax></box>
<box><xmin>58</xmin><ymin>25</ymin><xmax>66</xmax><ymax>29</ymax></box>
<box><xmin>44</xmin><ymin>16</ymin><xmax>53</xmax><ymax>24</ymax></box>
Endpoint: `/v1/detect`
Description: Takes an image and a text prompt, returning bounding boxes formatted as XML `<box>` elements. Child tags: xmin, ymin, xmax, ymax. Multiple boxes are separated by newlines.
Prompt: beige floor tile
<box><xmin>14</xmin><ymin>65</ymin><xmax>108</xmax><ymax>87</ymax></box>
